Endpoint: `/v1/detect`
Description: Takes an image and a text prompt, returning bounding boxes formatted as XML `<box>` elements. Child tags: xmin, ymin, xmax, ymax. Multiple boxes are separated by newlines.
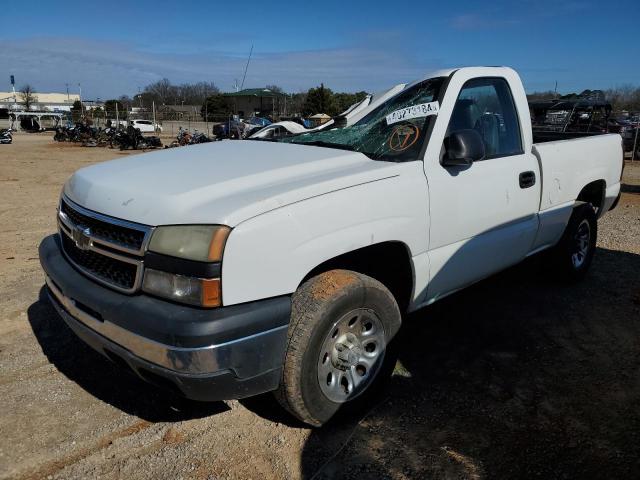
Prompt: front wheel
<box><xmin>275</xmin><ymin>270</ymin><xmax>401</xmax><ymax>426</ymax></box>
<box><xmin>552</xmin><ymin>203</ymin><xmax>597</xmax><ymax>280</ymax></box>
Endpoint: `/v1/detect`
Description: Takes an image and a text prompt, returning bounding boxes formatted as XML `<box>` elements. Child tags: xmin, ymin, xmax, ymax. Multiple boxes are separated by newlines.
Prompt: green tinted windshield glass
<box><xmin>279</xmin><ymin>78</ymin><xmax>444</xmax><ymax>161</ymax></box>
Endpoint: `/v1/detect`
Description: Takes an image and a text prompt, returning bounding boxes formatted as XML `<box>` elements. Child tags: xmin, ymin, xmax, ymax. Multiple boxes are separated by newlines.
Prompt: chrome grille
<box><xmin>57</xmin><ymin>196</ymin><xmax>152</xmax><ymax>293</ymax></box>
<box><xmin>60</xmin><ymin>199</ymin><xmax>145</xmax><ymax>251</ymax></box>
<box><xmin>61</xmin><ymin>234</ymin><xmax>138</xmax><ymax>290</ymax></box>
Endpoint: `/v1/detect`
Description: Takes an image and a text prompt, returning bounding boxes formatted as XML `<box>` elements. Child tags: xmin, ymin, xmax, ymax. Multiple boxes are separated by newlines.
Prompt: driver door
<box><xmin>424</xmin><ymin>76</ymin><xmax>541</xmax><ymax>301</ymax></box>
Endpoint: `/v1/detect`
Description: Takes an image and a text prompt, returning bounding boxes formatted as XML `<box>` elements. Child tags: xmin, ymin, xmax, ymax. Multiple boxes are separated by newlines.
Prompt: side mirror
<box><xmin>443</xmin><ymin>129</ymin><xmax>485</xmax><ymax>166</ymax></box>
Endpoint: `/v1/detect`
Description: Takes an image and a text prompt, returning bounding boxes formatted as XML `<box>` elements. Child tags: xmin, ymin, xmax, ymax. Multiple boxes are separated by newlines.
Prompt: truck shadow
<box><xmin>27</xmin><ymin>286</ymin><xmax>230</xmax><ymax>422</ymax></box>
<box><xmin>621</xmin><ymin>183</ymin><xmax>640</xmax><ymax>194</ymax></box>
<box><xmin>299</xmin><ymin>247</ymin><xmax>640</xmax><ymax>479</ymax></box>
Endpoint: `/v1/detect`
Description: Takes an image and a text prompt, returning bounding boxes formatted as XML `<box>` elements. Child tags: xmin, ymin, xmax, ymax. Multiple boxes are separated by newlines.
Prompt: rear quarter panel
<box><xmin>531</xmin><ymin>134</ymin><xmax>623</xmax><ymax>250</ymax></box>
<box><xmin>534</xmin><ymin>134</ymin><xmax>622</xmax><ymax>211</ymax></box>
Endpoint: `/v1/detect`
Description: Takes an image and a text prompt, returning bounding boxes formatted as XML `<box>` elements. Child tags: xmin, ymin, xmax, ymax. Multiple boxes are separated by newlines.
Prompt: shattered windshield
<box><xmin>279</xmin><ymin>78</ymin><xmax>444</xmax><ymax>161</ymax></box>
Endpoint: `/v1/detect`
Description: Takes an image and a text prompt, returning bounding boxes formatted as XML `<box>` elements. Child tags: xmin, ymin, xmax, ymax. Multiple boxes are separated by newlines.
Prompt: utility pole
<box><xmin>78</xmin><ymin>83</ymin><xmax>83</xmax><ymax>119</ymax></box>
<box><xmin>633</xmin><ymin>124</ymin><xmax>639</xmax><ymax>162</ymax></box>
<box><xmin>152</xmin><ymin>101</ymin><xmax>157</xmax><ymax>134</ymax></box>
<box><xmin>204</xmin><ymin>86</ymin><xmax>209</xmax><ymax>137</ymax></box>
<box><xmin>10</xmin><ymin>75</ymin><xmax>16</xmax><ymax>107</ymax></box>
<box><xmin>240</xmin><ymin>44</ymin><xmax>253</xmax><ymax>91</ymax></box>
<box><xmin>66</xmin><ymin>83</ymin><xmax>69</xmax><ymax>101</ymax></box>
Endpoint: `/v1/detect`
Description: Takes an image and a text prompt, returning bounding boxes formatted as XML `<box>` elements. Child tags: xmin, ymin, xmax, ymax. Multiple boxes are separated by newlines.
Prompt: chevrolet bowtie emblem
<box><xmin>71</xmin><ymin>225</ymin><xmax>92</xmax><ymax>250</ymax></box>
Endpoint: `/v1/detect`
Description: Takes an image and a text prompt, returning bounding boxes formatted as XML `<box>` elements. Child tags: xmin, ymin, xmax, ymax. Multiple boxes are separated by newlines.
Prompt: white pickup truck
<box><xmin>40</xmin><ymin>67</ymin><xmax>623</xmax><ymax>426</ymax></box>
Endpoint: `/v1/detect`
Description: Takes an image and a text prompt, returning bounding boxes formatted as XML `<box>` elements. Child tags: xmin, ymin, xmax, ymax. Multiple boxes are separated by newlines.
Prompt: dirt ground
<box><xmin>1</xmin><ymin>134</ymin><xmax>639</xmax><ymax>480</ymax></box>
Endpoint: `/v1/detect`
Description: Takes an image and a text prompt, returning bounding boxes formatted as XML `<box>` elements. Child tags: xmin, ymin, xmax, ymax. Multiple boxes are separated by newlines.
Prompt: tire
<box><xmin>275</xmin><ymin>269</ymin><xmax>401</xmax><ymax>426</ymax></box>
<box><xmin>552</xmin><ymin>203</ymin><xmax>597</xmax><ymax>281</ymax></box>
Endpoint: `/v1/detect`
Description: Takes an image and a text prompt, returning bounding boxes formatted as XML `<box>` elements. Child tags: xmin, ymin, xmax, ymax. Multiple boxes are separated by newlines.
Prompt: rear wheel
<box><xmin>275</xmin><ymin>270</ymin><xmax>401</xmax><ymax>426</ymax></box>
<box><xmin>552</xmin><ymin>203</ymin><xmax>597</xmax><ymax>280</ymax></box>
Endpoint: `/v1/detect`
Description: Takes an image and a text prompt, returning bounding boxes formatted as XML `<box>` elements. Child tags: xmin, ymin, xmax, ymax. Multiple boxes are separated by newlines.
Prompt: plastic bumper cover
<box><xmin>39</xmin><ymin>234</ymin><xmax>291</xmax><ymax>401</ymax></box>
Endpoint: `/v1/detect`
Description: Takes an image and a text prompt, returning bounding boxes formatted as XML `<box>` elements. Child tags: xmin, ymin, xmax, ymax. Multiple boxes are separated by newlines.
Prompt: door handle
<box><xmin>519</xmin><ymin>171</ymin><xmax>536</xmax><ymax>189</ymax></box>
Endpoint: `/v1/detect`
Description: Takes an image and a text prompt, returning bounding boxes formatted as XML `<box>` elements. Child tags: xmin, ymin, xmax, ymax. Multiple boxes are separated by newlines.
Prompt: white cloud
<box><xmin>0</xmin><ymin>36</ymin><xmax>444</xmax><ymax>98</ymax></box>
<box><xmin>451</xmin><ymin>14</ymin><xmax>520</xmax><ymax>30</ymax></box>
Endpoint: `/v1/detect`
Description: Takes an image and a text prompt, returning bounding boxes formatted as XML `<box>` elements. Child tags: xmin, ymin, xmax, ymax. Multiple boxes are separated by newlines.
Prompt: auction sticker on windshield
<box><xmin>386</xmin><ymin>101</ymin><xmax>439</xmax><ymax>125</ymax></box>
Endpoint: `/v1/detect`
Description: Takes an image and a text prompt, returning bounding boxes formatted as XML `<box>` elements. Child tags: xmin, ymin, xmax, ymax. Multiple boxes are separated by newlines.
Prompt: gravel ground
<box><xmin>1</xmin><ymin>134</ymin><xmax>639</xmax><ymax>479</ymax></box>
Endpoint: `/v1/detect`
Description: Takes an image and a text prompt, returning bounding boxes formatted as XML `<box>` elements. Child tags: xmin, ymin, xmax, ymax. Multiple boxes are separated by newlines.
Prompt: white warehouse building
<box><xmin>0</xmin><ymin>92</ymin><xmax>80</xmax><ymax>112</ymax></box>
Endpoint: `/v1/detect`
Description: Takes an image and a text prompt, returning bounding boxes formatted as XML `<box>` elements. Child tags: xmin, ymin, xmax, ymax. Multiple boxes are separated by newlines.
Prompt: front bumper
<box><xmin>39</xmin><ymin>234</ymin><xmax>291</xmax><ymax>401</ymax></box>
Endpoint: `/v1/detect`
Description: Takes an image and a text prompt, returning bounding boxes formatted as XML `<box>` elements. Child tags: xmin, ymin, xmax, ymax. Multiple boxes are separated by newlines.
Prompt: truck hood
<box><xmin>64</xmin><ymin>140</ymin><xmax>402</xmax><ymax>226</ymax></box>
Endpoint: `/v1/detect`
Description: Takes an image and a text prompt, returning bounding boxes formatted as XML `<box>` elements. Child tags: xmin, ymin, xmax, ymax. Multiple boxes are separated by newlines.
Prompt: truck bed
<box><xmin>532</xmin><ymin>130</ymin><xmax>605</xmax><ymax>144</ymax></box>
<box><xmin>533</xmin><ymin>133</ymin><xmax>622</xmax><ymax>213</ymax></box>
<box><xmin>529</xmin><ymin>134</ymin><xmax>622</xmax><ymax>252</ymax></box>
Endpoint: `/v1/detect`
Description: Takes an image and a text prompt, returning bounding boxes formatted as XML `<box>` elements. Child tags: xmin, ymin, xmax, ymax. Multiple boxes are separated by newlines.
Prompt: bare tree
<box><xmin>142</xmin><ymin>79</ymin><xmax>220</xmax><ymax>106</ymax></box>
<box><xmin>144</xmin><ymin>78</ymin><xmax>175</xmax><ymax>105</ymax></box>
<box><xmin>288</xmin><ymin>91</ymin><xmax>308</xmax><ymax>116</ymax></box>
<box><xmin>605</xmin><ymin>85</ymin><xmax>640</xmax><ymax>111</ymax></box>
<box><xmin>526</xmin><ymin>91</ymin><xmax>558</xmax><ymax>101</ymax></box>
<box><xmin>19</xmin><ymin>84</ymin><xmax>38</xmax><ymax>110</ymax></box>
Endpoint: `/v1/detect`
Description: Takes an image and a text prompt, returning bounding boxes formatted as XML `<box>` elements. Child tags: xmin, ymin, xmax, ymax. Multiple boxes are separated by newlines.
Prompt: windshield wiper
<box><xmin>294</xmin><ymin>140</ymin><xmax>356</xmax><ymax>151</ymax></box>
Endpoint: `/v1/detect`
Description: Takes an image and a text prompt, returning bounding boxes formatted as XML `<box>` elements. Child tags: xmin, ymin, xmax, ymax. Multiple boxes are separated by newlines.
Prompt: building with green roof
<box><xmin>223</xmin><ymin>88</ymin><xmax>285</xmax><ymax>119</ymax></box>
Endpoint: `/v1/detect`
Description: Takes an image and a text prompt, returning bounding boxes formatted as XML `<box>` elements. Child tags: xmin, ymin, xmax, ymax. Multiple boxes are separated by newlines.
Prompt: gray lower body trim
<box><xmin>45</xmin><ymin>275</ymin><xmax>288</xmax><ymax>377</ymax></box>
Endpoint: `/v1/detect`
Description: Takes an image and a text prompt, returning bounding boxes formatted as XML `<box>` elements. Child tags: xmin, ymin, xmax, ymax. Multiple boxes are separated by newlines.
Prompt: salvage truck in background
<box><xmin>40</xmin><ymin>67</ymin><xmax>623</xmax><ymax>426</ymax></box>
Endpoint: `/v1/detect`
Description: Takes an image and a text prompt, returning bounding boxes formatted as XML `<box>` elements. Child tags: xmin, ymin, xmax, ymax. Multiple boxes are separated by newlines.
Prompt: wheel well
<box><xmin>300</xmin><ymin>242</ymin><xmax>414</xmax><ymax>313</ymax></box>
<box><xmin>577</xmin><ymin>180</ymin><xmax>605</xmax><ymax>214</ymax></box>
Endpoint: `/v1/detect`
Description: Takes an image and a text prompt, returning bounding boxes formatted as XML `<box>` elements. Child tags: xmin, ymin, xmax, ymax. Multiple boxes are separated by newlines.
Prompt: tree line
<box><xmin>137</xmin><ymin>78</ymin><xmax>220</xmax><ymax>106</ymax></box>
<box><xmin>83</xmin><ymin>79</ymin><xmax>368</xmax><ymax>121</ymax></box>
<box><xmin>527</xmin><ymin>86</ymin><xmax>640</xmax><ymax>111</ymax></box>
<box><xmin>18</xmin><ymin>78</ymin><xmax>640</xmax><ymax>119</ymax></box>
<box><xmin>200</xmin><ymin>83</ymin><xmax>368</xmax><ymax>120</ymax></box>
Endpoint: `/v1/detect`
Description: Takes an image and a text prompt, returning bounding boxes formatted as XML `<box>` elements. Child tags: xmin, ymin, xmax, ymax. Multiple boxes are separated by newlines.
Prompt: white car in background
<box><xmin>131</xmin><ymin>119</ymin><xmax>162</xmax><ymax>133</ymax></box>
<box><xmin>249</xmin><ymin>120</ymin><xmax>309</xmax><ymax>139</ymax></box>
<box><xmin>317</xmin><ymin>83</ymin><xmax>407</xmax><ymax>130</ymax></box>
<box><xmin>249</xmin><ymin>83</ymin><xmax>408</xmax><ymax>140</ymax></box>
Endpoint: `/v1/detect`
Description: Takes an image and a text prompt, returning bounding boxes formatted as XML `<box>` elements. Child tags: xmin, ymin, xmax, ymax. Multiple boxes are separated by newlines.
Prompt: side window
<box><xmin>446</xmin><ymin>78</ymin><xmax>523</xmax><ymax>159</ymax></box>
<box><xmin>263</xmin><ymin>128</ymin><xmax>275</xmax><ymax>138</ymax></box>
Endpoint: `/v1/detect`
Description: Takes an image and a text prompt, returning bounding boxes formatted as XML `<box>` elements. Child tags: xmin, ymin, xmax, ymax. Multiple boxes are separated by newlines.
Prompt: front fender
<box><xmin>221</xmin><ymin>163</ymin><xmax>429</xmax><ymax>306</ymax></box>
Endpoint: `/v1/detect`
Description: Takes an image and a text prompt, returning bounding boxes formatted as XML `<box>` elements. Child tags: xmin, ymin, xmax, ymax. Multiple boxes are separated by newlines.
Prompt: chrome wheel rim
<box><xmin>571</xmin><ymin>219</ymin><xmax>591</xmax><ymax>269</ymax></box>
<box><xmin>317</xmin><ymin>308</ymin><xmax>386</xmax><ymax>403</ymax></box>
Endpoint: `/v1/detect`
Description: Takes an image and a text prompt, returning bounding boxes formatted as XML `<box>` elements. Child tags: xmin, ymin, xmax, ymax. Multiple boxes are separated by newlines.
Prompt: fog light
<box><xmin>142</xmin><ymin>268</ymin><xmax>221</xmax><ymax>307</ymax></box>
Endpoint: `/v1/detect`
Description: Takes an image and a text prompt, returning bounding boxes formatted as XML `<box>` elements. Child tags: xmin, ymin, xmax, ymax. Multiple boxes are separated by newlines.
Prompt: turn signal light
<box><xmin>201</xmin><ymin>278</ymin><xmax>221</xmax><ymax>307</ymax></box>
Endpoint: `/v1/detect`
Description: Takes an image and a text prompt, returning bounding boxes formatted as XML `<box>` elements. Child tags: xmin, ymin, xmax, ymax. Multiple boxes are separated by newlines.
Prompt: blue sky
<box><xmin>1</xmin><ymin>0</ymin><xmax>638</xmax><ymax>99</ymax></box>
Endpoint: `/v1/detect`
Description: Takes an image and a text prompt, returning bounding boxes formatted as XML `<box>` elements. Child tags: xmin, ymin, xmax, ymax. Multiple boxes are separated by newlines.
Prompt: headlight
<box><xmin>142</xmin><ymin>269</ymin><xmax>221</xmax><ymax>307</ymax></box>
<box><xmin>148</xmin><ymin>225</ymin><xmax>230</xmax><ymax>262</ymax></box>
<box><xmin>144</xmin><ymin>225</ymin><xmax>230</xmax><ymax>307</ymax></box>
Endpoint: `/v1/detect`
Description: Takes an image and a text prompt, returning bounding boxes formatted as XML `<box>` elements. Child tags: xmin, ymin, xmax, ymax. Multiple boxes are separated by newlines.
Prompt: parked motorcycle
<box><xmin>177</xmin><ymin>128</ymin><xmax>192</xmax><ymax>146</ymax></box>
<box><xmin>53</xmin><ymin>123</ymin><xmax>96</xmax><ymax>144</ymax></box>
<box><xmin>212</xmin><ymin>120</ymin><xmax>245</xmax><ymax>140</ymax></box>
<box><xmin>53</xmin><ymin>127</ymin><xmax>69</xmax><ymax>142</ymax></box>
<box><xmin>167</xmin><ymin>128</ymin><xmax>212</xmax><ymax>148</ymax></box>
<box><xmin>189</xmin><ymin>130</ymin><xmax>212</xmax><ymax>144</ymax></box>
<box><xmin>0</xmin><ymin>128</ymin><xmax>13</xmax><ymax>144</ymax></box>
<box><xmin>118</xmin><ymin>126</ymin><xmax>162</xmax><ymax>150</ymax></box>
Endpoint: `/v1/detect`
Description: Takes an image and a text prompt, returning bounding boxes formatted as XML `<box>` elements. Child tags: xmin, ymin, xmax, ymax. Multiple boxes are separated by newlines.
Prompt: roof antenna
<box><xmin>240</xmin><ymin>44</ymin><xmax>253</xmax><ymax>91</ymax></box>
